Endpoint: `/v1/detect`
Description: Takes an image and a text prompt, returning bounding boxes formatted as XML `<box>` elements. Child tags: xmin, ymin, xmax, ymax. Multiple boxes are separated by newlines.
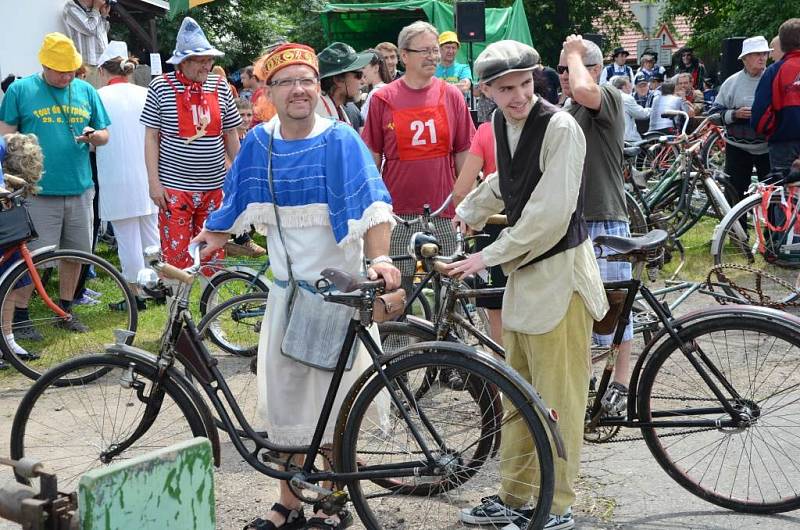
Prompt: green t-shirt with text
<box><xmin>0</xmin><ymin>74</ymin><xmax>110</xmax><ymax>195</ymax></box>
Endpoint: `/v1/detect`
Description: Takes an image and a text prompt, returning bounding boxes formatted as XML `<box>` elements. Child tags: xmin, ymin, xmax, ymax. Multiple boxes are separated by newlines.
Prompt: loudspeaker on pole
<box><xmin>720</xmin><ymin>37</ymin><xmax>746</xmax><ymax>83</ymax></box>
<box><xmin>455</xmin><ymin>1</ymin><xmax>486</xmax><ymax>43</ymax></box>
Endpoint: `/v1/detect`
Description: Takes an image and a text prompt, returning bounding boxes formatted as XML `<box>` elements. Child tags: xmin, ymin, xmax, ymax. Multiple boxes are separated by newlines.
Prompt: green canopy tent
<box><xmin>319</xmin><ymin>0</ymin><xmax>532</xmax><ymax>65</ymax></box>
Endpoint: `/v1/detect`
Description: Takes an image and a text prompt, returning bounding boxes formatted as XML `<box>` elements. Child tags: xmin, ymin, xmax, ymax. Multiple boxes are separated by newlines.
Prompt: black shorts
<box><xmin>473</xmin><ymin>223</ymin><xmax>506</xmax><ymax>310</ymax></box>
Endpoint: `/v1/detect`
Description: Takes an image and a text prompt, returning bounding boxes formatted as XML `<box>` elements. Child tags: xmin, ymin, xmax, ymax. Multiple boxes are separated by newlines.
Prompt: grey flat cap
<box><xmin>474</xmin><ymin>40</ymin><xmax>540</xmax><ymax>84</ymax></box>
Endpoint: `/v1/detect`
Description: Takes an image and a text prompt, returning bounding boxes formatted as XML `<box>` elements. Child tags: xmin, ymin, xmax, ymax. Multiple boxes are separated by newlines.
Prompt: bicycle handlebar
<box><xmin>661</xmin><ymin>109</ymin><xmax>690</xmax><ymax>137</ymax></box>
<box><xmin>392</xmin><ymin>194</ymin><xmax>453</xmax><ymax>227</ymax></box>
<box><xmin>149</xmin><ymin>243</ymin><xmax>203</xmax><ymax>285</ymax></box>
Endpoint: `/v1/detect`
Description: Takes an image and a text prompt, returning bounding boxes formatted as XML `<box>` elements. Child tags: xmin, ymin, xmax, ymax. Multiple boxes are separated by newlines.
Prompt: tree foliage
<box><xmin>665</xmin><ymin>0</ymin><xmax>799</xmax><ymax>57</ymax></box>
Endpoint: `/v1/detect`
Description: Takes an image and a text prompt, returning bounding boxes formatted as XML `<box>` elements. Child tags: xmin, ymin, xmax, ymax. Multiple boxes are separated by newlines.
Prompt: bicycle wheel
<box><xmin>10</xmin><ymin>354</ymin><xmax>208</xmax><ymax>492</ymax></box>
<box><xmin>626</xmin><ymin>190</ymin><xmax>648</xmax><ymax>236</ymax></box>
<box><xmin>339</xmin><ymin>346</ymin><xmax>554</xmax><ymax>529</ymax></box>
<box><xmin>712</xmin><ymin>193</ymin><xmax>800</xmax><ymax>305</ymax></box>
<box><xmin>198</xmin><ymin>291</ymin><xmax>267</xmax><ymax>357</ymax></box>
<box><xmin>197</xmin><ymin>269</ymin><xmax>269</xmax><ymax>319</ymax></box>
<box><xmin>700</xmin><ymin>128</ymin><xmax>726</xmax><ymax>172</ymax></box>
<box><xmin>379</xmin><ymin>320</ymin><xmax>436</xmax><ymax>355</ymax></box>
<box><xmin>637</xmin><ymin>316</ymin><xmax>800</xmax><ymax>513</ymax></box>
<box><xmin>0</xmin><ymin>249</ymin><xmax>137</xmax><ymax>383</ymax></box>
<box><xmin>196</xmin><ymin>292</ymin><xmax>267</xmax><ymax>436</ymax></box>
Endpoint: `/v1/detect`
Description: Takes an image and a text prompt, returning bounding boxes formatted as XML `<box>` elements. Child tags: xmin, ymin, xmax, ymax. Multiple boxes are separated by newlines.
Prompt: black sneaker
<box><xmin>54</xmin><ymin>314</ymin><xmax>89</xmax><ymax>333</ymax></box>
<box><xmin>439</xmin><ymin>367</ymin><xmax>467</xmax><ymax>390</ymax></box>
<box><xmin>108</xmin><ymin>298</ymin><xmax>147</xmax><ymax>312</ymax></box>
<box><xmin>601</xmin><ymin>382</ymin><xmax>629</xmax><ymax>417</ymax></box>
<box><xmin>11</xmin><ymin>322</ymin><xmax>44</xmax><ymax>342</ymax></box>
<box><xmin>459</xmin><ymin>495</ymin><xmax>532</xmax><ymax>525</ymax></box>
<box><xmin>501</xmin><ymin>507</ymin><xmax>575</xmax><ymax>530</ymax></box>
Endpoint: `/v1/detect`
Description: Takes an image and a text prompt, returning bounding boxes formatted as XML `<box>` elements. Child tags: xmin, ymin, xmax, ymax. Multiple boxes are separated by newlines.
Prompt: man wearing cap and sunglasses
<box><xmin>709</xmin><ymin>36</ymin><xmax>773</xmax><ymax>200</ymax></box>
<box><xmin>315</xmin><ymin>42</ymin><xmax>371</xmax><ymax>127</ymax></box>
<box><xmin>436</xmin><ymin>31</ymin><xmax>473</xmax><ymax>95</ymax></box>
<box><xmin>635</xmin><ymin>50</ymin><xmax>665</xmax><ymax>83</ymax></box>
<box><xmin>0</xmin><ymin>32</ymin><xmax>110</xmax><ymax>337</ymax></box>
<box><xmin>599</xmin><ymin>46</ymin><xmax>634</xmax><ymax>86</ymax></box>
<box><xmin>193</xmin><ymin>42</ymin><xmax>399</xmax><ymax>530</ymax></box>
<box><xmin>446</xmin><ymin>39</ymin><xmax>607</xmax><ymax>530</ymax></box>
<box><xmin>558</xmin><ymin>35</ymin><xmax>635</xmax><ymax>431</ymax></box>
<box><xmin>141</xmin><ymin>17</ymin><xmax>242</xmax><ymax>271</ymax></box>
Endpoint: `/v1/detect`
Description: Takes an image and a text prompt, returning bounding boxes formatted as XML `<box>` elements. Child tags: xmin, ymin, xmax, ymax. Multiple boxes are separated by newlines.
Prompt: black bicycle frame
<box><xmin>591</xmin><ymin>277</ymin><xmax>749</xmax><ymax>430</ymax></box>
<box><xmin>175</xmin><ymin>307</ymin><xmax>463</xmax><ymax>485</ymax></box>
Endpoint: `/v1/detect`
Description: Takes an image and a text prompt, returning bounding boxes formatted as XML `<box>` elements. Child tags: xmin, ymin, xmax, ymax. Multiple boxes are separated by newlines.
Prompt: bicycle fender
<box><xmin>335</xmin><ymin>340</ymin><xmax>565</xmax><ymax>460</ymax></box>
<box><xmin>628</xmin><ymin>304</ymin><xmax>800</xmax><ymax>417</ymax></box>
<box><xmin>709</xmin><ymin>193</ymin><xmax>760</xmax><ymax>257</ymax></box>
<box><xmin>0</xmin><ymin>245</ymin><xmax>57</xmax><ymax>287</ymax></box>
<box><xmin>104</xmin><ymin>345</ymin><xmax>222</xmax><ymax>467</ymax></box>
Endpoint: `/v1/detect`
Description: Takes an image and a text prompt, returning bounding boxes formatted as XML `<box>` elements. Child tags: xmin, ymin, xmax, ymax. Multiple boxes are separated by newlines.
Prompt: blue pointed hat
<box><xmin>167</xmin><ymin>17</ymin><xmax>224</xmax><ymax>65</ymax></box>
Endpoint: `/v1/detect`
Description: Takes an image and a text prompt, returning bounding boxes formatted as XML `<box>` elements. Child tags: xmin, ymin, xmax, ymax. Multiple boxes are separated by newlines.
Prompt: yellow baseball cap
<box><xmin>38</xmin><ymin>33</ymin><xmax>83</xmax><ymax>72</ymax></box>
<box><xmin>438</xmin><ymin>31</ymin><xmax>460</xmax><ymax>46</ymax></box>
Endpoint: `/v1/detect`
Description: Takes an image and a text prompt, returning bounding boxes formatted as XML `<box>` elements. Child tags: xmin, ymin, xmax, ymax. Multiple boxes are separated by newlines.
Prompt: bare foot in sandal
<box><xmin>244</xmin><ymin>502</ymin><xmax>305</xmax><ymax>530</ymax></box>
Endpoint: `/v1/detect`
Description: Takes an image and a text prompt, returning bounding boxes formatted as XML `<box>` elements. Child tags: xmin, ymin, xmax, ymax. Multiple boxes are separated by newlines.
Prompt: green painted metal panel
<box><xmin>78</xmin><ymin>437</ymin><xmax>215</xmax><ymax>530</ymax></box>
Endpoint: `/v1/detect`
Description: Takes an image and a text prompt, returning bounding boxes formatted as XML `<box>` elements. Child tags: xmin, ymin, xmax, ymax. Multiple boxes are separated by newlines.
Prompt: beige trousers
<box><xmin>499</xmin><ymin>292</ymin><xmax>593</xmax><ymax>514</ymax></box>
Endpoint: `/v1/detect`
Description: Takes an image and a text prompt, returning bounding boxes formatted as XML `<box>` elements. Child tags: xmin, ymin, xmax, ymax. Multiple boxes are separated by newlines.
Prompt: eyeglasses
<box><xmin>269</xmin><ymin>76</ymin><xmax>318</xmax><ymax>88</ymax></box>
<box><xmin>404</xmin><ymin>47</ymin><xmax>441</xmax><ymax>57</ymax></box>
<box><xmin>555</xmin><ymin>64</ymin><xmax>597</xmax><ymax>75</ymax></box>
<box><xmin>348</xmin><ymin>71</ymin><xmax>364</xmax><ymax>80</ymax></box>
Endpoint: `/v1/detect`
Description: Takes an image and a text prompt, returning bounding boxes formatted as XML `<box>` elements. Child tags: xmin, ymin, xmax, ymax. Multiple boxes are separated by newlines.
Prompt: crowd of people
<box><xmin>1</xmin><ymin>3</ymin><xmax>800</xmax><ymax>528</ymax></box>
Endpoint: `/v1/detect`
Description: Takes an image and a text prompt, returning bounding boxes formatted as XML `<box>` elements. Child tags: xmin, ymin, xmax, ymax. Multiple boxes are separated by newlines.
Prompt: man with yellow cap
<box><xmin>435</xmin><ymin>30</ymin><xmax>473</xmax><ymax>95</ymax></box>
<box><xmin>0</xmin><ymin>32</ymin><xmax>110</xmax><ymax>336</ymax></box>
<box><xmin>192</xmin><ymin>42</ymin><xmax>400</xmax><ymax>530</ymax></box>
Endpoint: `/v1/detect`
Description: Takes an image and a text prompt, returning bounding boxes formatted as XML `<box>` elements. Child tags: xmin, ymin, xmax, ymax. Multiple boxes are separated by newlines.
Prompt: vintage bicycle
<box><xmin>10</xmin><ymin>244</ymin><xmax>562</xmax><ymax>530</ymax></box>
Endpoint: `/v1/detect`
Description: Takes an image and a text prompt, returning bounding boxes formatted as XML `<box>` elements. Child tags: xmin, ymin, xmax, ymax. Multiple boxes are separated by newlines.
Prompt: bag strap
<box><xmin>265</xmin><ymin>129</ymin><xmax>297</xmax><ymax>288</ymax></box>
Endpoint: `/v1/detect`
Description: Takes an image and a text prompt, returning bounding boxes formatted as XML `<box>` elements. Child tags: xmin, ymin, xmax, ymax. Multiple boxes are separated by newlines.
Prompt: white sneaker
<box><xmin>5</xmin><ymin>333</ymin><xmax>29</xmax><ymax>356</ymax></box>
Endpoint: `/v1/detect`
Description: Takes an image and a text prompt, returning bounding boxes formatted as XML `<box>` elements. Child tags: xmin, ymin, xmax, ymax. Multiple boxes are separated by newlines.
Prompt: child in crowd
<box><xmin>234</xmin><ymin>97</ymin><xmax>254</xmax><ymax>140</ymax></box>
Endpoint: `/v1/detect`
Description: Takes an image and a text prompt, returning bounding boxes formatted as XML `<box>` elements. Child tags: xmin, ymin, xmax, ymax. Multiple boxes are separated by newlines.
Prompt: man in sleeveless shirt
<box><xmin>446</xmin><ymin>40</ymin><xmax>607</xmax><ymax>530</ymax></box>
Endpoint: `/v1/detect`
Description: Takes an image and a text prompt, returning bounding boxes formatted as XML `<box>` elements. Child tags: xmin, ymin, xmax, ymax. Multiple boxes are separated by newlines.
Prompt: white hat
<box><xmin>738</xmin><ymin>36</ymin><xmax>772</xmax><ymax>60</ymax></box>
<box><xmin>167</xmin><ymin>17</ymin><xmax>224</xmax><ymax>65</ymax></box>
<box><xmin>97</xmin><ymin>41</ymin><xmax>129</xmax><ymax>67</ymax></box>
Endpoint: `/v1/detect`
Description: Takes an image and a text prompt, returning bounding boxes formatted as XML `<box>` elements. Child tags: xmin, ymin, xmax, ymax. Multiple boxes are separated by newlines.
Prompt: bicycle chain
<box><xmin>705</xmin><ymin>263</ymin><xmax>800</xmax><ymax>309</ymax></box>
<box><xmin>587</xmin><ymin>394</ymin><xmax>729</xmax><ymax>444</ymax></box>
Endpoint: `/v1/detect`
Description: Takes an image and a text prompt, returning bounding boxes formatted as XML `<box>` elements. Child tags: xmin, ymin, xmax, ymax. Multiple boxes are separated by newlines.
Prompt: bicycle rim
<box><xmin>638</xmin><ymin>316</ymin><xmax>800</xmax><ymax>512</ymax></box>
<box><xmin>196</xmin><ymin>292</ymin><xmax>267</xmax><ymax>436</ymax></box>
<box><xmin>198</xmin><ymin>270</ymin><xmax>269</xmax><ymax>319</ymax></box>
<box><xmin>713</xmin><ymin>193</ymin><xmax>800</xmax><ymax>305</ymax></box>
<box><xmin>0</xmin><ymin>250</ymin><xmax>136</xmax><ymax>384</ymax></box>
<box><xmin>340</xmin><ymin>349</ymin><xmax>553</xmax><ymax>529</ymax></box>
<box><xmin>10</xmin><ymin>354</ymin><xmax>207</xmax><ymax>492</ymax></box>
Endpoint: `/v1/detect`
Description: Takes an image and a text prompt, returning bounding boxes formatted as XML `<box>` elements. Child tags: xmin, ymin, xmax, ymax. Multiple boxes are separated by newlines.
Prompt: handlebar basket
<box><xmin>0</xmin><ymin>198</ymin><xmax>38</xmax><ymax>250</ymax></box>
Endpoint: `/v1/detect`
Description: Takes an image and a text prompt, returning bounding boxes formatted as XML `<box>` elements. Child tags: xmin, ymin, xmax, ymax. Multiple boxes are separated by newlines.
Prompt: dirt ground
<box><xmin>2</xmin><ymin>283</ymin><xmax>800</xmax><ymax>529</ymax></box>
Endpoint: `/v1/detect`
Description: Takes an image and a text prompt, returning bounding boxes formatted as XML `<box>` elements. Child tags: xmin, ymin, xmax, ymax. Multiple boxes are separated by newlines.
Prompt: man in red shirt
<box><xmin>362</xmin><ymin>20</ymin><xmax>474</xmax><ymax>291</ymax></box>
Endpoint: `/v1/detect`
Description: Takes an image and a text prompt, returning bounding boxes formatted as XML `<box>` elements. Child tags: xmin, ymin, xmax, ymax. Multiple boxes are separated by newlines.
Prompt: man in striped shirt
<box><xmin>62</xmin><ymin>0</ymin><xmax>110</xmax><ymax>85</ymax></box>
<box><xmin>141</xmin><ymin>17</ymin><xmax>241</xmax><ymax>269</ymax></box>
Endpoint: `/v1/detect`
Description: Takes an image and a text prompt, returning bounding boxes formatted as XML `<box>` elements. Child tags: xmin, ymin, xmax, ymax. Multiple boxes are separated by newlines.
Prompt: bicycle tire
<box><xmin>339</xmin><ymin>346</ymin><xmax>554</xmax><ymax>529</ymax></box>
<box><xmin>198</xmin><ymin>270</ymin><xmax>269</xmax><ymax>319</ymax></box>
<box><xmin>711</xmin><ymin>192</ymin><xmax>800</xmax><ymax>305</ymax></box>
<box><xmin>10</xmin><ymin>354</ymin><xmax>208</xmax><ymax>491</ymax></box>
<box><xmin>197</xmin><ymin>291</ymin><xmax>267</xmax><ymax>357</ymax></box>
<box><xmin>626</xmin><ymin>190</ymin><xmax>649</xmax><ymax>236</ymax></box>
<box><xmin>0</xmin><ymin>249</ymin><xmax>137</xmax><ymax>384</ymax></box>
<box><xmin>637</xmin><ymin>316</ymin><xmax>800</xmax><ymax>513</ymax></box>
<box><xmin>196</xmin><ymin>291</ymin><xmax>268</xmax><ymax>437</ymax></box>
<box><xmin>700</xmin><ymin>128</ymin><xmax>726</xmax><ymax>173</ymax></box>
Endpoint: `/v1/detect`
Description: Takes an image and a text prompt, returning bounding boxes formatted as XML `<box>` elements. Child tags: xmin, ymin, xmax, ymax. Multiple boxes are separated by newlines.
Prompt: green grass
<box><xmin>660</xmin><ymin>217</ymin><xmax>717</xmax><ymax>282</ymax></box>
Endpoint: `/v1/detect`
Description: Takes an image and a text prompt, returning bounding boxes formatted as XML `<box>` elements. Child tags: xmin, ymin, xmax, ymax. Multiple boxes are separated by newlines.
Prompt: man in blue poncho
<box><xmin>191</xmin><ymin>43</ymin><xmax>400</xmax><ymax>530</ymax></box>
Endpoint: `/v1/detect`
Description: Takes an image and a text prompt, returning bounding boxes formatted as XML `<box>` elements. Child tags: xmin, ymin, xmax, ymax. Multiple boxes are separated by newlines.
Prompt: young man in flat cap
<box><xmin>446</xmin><ymin>40</ymin><xmax>607</xmax><ymax>530</ymax></box>
<box><xmin>192</xmin><ymin>42</ymin><xmax>399</xmax><ymax>530</ymax></box>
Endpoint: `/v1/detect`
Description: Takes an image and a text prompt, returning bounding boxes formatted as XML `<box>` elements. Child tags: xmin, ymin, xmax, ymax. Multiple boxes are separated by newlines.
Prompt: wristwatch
<box><xmin>369</xmin><ymin>255</ymin><xmax>393</xmax><ymax>266</ymax></box>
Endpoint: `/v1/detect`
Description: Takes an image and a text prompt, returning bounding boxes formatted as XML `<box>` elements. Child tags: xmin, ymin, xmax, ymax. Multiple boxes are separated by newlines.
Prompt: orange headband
<box><xmin>262</xmin><ymin>43</ymin><xmax>319</xmax><ymax>83</ymax></box>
